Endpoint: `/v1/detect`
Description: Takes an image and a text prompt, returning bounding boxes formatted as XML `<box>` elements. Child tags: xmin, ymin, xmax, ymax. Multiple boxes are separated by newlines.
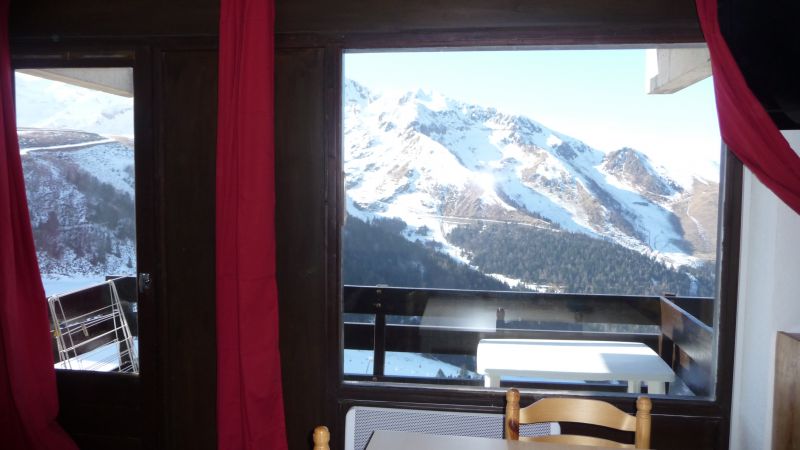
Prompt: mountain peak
<box><xmin>344</xmin><ymin>79</ymin><xmax>376</xmax><ymax>107</ymax></box>
<box><xmin>344</xmin><ymin>79</ymin><xmax>711</xmax><ymax>267</ymax></box>
<box><xmin>414</xmin><ymin>88</ymin><xmax>432</xmax><ymax>101</ymax></box>
<box><xmin>603</xmin><ymin>147</ymin><xmax>682</xmax><ymax>197</ymax></box>
<box><xmin>407</xmin><ymin>87</ymin><xmax>451</xmax><ymax>112</ymax></box>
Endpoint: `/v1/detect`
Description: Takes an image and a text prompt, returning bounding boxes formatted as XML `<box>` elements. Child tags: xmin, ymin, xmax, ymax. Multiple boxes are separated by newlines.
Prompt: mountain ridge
<box><xmin>344</xmin><ymin>79</ymin><xmax>719</xmax><ymax>274</ymax></box>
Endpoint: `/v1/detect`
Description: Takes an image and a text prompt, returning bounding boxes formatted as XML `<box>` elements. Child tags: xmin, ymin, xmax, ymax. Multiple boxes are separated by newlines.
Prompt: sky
<box><xmin>344</xmin><ymin>49</ymin><xmax>722</xmax><ymax>184</ymax></box>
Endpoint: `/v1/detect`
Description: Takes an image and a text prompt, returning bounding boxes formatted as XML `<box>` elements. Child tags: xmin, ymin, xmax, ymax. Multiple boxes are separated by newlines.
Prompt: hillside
<box><xmin>20</xmin><ymin>130</ymin><xmax>136</xmax><ymax>293</ymax></box>
<box><xmin>343</xmin><ymin>216</ymin><xmax>508</xmax><ymax>291</ymax></box>
<box><xmin>344</xmin><ymin>79</ymin><xmax>720</xmax><ymax>266</ymax></box>
<box><xmin>343</xmin><ymin>79</ymin><xmax>720</xmax><ymax>295</ymax></box>
<box><xmin>449</xmin><ymin>223</ymin><xmax>714</xmax><ymax>296</ymax></box>
<box><xmin>15</xmin><ymin>71</ymin><xmax>136</xmax><ymax>295</ymax></box>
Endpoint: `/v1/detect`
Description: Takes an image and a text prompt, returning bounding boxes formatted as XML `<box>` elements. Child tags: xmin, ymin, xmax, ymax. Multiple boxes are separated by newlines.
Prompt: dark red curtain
<box><xmin>0</xmin><ymin>0</ymin><xmax>78</xmax><ymax>448</ymax></box>
<box><xmin>216</xmin><ymin>0</ymin><xmax>288</xmax><ymax>448</ymax></box>
<box><xmin>697</xmin><ymin>0</ymin><xmax>800</xmax><ymax>214</ymax></box>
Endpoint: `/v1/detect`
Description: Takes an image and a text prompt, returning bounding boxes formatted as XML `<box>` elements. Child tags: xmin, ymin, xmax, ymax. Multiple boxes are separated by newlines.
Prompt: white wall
<box><xmin>729</xmin><ymin>131</ymin><xmax>800</xmax><ymax>450</ymax></box>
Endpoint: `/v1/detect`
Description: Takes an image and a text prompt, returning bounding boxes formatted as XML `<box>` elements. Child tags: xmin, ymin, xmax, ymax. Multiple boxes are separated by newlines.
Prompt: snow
<box><xmin>54</xmin><ymin>341</ymin><xmax>121</xmax><ymax>372</ymax></box>
<box><xmin>54</xmin><ymin>338</ymin><xmax>138</xmax><ymax>373</ymax></box>
<box><xmin>42</xmin><ymin>276</ymin><xmax>110</xmax><ymax>297</ymax></box>
<box><xmin>414</xmin><ymin>89</ymin><xmax>451</xmax><ymax>112</ymax></box>
<box><xmin>486</xmin><ymin>273</ymin><xmax>562</xmax><ymax>293</ymax></box>
<box><xmin>344</xmin><ymin>349</ymin><xmax>476</xmax><ymax>379</ymax></box>
<box><xmin>343</xmin><ymin>78</ymin><xmax>714</xmax><ymax>270</ymax></box>
<box><xmin>685</xmin><ymin>200</ymin><xmax>708</xmax><ymax>244</ymax></box>
<box><xmin>55</xmin><ymin>142</ymin><xmax>135</xmax><ymax>197</ymax></box>
<box><xmin>36</xmin><ymin>243</ymin><xmax>137</xmax><ymax>290</ymax></box>
<box><xmin>16</xmin><ymin>71</ymin><xmax>137</xmax><ymax>289</ymax></box>
<box><xmin>652</xmin><ymin>150</ymin><xmax>721</xmax><ymax>189</ymax></box>
<box><xmin>546</xmin><ymin>134</ymin><xmax>563</xmax><ymax>147</ymax></box>
<box><xmin>24</xmin><ymin>140</ymin><xmax>138</xmax><ymax>283</ymax></box>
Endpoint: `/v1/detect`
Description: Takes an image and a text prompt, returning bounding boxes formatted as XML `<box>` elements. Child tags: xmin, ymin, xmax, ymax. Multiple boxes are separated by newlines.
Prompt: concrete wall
<box><xmin>729</xmin><ymin>130</ymin><xmax>800</xmax><ymax>450</ymax></box>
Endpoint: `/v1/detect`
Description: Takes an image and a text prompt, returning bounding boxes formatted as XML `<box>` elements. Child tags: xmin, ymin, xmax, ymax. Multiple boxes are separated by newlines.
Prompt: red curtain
<box><xmin>696</xmin><ymin>0</ymin><xmax>800</xmax><ymax>214</ymax></box>
<box><xmin>216</xmin><ymin>0</ymin><xmax>288</xmax><ymax>448</ymax></box>
<box><xmin>0</xmin><ymin>0</ymin><xmax>78</xmax><ymax>448</ymax></box>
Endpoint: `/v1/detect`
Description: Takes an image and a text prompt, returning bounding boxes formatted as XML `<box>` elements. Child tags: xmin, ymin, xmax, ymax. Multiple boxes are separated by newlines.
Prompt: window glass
<box><xmin>341</xmin><ymin>48</ymin><xmax>722</xmax><ymax>397</ymax></box>
<box><xmin>16</xmin><ymin>68</ymin><xmax>139</xmax><ymax>373</ymax></box>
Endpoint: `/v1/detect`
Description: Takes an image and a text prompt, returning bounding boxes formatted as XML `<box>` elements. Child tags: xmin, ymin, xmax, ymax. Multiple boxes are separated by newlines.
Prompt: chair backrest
<box><xmin>504</xmin><ymin>389</ymin><xmax>652</xmax><ymax>449</ymax></box>
<box><xmin>313</xmin><ymin>426</ymin><xmax>330</xmax><ymax>450</ymax></box>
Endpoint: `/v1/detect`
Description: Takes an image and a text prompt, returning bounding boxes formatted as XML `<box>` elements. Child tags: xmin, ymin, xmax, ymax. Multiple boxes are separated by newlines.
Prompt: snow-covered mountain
<box><xmin>15</xmin><ymin>72</ymin><xmax>136</xmax><ymax>295</ymax></box>
<box><xmin>21</xmin><ymin>130</ymin><xmax>136</xmax><ymax>293</ymax></box>
<box><xmin>344</xmin><ymin>79</ymin><xmax>719</xmax><ymax>269</ymax></box>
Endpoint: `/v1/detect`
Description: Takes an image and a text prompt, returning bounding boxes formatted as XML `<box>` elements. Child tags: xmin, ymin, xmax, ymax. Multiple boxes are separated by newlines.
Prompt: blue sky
<box><xmin>344</xmin><ymin>49</ymin><xmax>721</xmax><ymax>183</ymax></box>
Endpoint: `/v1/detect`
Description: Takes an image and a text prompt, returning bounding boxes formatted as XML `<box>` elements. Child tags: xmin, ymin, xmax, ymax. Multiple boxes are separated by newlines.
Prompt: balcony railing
<box><xmin>45</xmin><ymin>279</ymin><xmax>712</xmax><ymax>392</ymax></box>
<box><xmin>343</xmin><ymin>285</ymin><xmax>714</xmax><ymax>396</ymax></box>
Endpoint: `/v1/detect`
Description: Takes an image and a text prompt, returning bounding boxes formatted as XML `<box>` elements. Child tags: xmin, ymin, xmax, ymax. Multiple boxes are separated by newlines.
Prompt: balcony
<box><xmin>46</xmin><ymin>280</ymin><xmax>713</xmax><ymax>397</ymax></box>
<box><xmin>343</xmin><ymin>285</ymin><xmax>714</xmax><ymax>397</ymax></box>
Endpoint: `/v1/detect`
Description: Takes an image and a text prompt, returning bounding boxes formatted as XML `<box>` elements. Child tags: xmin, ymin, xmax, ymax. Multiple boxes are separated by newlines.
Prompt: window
<box><xmin>15</xmin><ymin>68</ymin><xmax>139</xmax><ymax>373</ymax></box>
<box><xmin>341</xmin><ymin>48</ymin><xmax>725</xmax><ymax>397</ymax></box>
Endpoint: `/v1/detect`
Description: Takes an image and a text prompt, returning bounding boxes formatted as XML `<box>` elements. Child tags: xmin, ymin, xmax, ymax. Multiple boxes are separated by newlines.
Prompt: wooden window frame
<box><xmin>277</xmin><ymin>17</ymin><xmax>741</xmax><ymax>450</ymax></box>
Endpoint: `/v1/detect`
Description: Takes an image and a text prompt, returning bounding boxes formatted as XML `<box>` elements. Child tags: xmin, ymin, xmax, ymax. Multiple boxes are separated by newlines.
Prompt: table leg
<box><xmin>647</xmin><ymin>381</ymin><xmax>666</xmax><ymax>394</ymax></box>
<box><xmin>627</xmin><ymin>380</ymin><xmax>641</xmax><ymax>394</ymax></box>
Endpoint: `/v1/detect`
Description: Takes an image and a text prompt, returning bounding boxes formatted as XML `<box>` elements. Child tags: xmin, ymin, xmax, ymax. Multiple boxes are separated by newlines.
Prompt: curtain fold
<box><xmin>0</xmin><ymin>0</ymin><xmax>78</xmax><ymax>448</ymax></box>
<box><xmin>216</xmin><ymin>0</ymin><xmax>288</xmax><ymax>449</ymax></box>
<box><xmin>696</xmin><ymin>0</ymin><xmax>800</xmax><ymax>214</ymax></box>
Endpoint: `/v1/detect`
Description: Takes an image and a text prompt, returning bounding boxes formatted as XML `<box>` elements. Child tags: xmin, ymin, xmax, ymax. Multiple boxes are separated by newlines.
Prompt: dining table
<box><xmin>365</xmin><ymin>430</ymin><xmax>650</xmax><ymax>450</ymax></box>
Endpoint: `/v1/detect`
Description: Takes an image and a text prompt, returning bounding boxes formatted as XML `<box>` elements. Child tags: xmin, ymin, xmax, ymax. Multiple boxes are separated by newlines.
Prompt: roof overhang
<box><xmin>647</xmin><ymin>47</ymin><xmax>712</xmax><ymax>95</ymax></box>
<box><xmin>17</xmin><ymin>68</ymin><xmax>133</xmax><ymax>98</ymax></box>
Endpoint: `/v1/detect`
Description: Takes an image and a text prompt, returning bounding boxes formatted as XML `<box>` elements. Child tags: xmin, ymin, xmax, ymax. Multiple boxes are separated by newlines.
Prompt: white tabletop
<box><xmin>366</xmin><ymin>430</ymin><xmax>644</xmax><ymax>450</ymax></box>
<box><xmin>477</xmin><ymin>339</ymin><xmax>674</xmax><ymax>393</ymax></box>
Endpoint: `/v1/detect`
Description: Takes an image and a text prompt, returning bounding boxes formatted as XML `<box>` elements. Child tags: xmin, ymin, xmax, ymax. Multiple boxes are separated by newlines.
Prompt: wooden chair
<box><xmin>504</xmin><ymin>389</ymin><xmax>652</xmax><ymax>449</ymax></box>
<box><xmin>313</xmin><ymin>426</ymin><xmax>330</xmax><ymax>450</ymax></box>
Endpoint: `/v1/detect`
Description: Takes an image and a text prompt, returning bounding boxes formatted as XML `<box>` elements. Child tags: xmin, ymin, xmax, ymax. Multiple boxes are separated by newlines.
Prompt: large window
<box><xmin>16</xmin><ymin>68</ymin><xmax>139</xmax><ymax>373</ymax></box>
<box><xmin>341</xmin><ymin>48</ymin><xmax>724</xmax><ymax>397</ymax></box>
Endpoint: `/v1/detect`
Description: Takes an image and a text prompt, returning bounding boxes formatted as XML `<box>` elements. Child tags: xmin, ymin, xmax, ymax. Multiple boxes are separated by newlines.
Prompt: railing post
<box><xmin>373</xmin><ymin>288</ymin><xmax>386</xmax><ymax>381</ymax></box>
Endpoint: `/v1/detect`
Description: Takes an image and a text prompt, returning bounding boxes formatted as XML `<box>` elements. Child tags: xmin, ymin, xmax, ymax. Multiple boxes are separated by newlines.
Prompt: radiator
<box><xmin>344</xmin><ymin>406</ymin><xmax>559</xmax><ymax>450</ymax></box>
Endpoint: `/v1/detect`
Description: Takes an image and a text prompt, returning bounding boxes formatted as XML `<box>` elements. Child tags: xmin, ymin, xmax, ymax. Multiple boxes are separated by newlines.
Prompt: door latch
<box><xmin>138</xmin><ymin>272</ymin><xmax>152</xmax><ymax>293</ymax></box>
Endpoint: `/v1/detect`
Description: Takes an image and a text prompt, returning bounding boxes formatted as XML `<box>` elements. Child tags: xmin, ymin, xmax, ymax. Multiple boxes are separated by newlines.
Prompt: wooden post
<box><xmin>313</xmin><ymin>426</ymin><xmax>330</xmax><ymax>450</ymax></box>
<box><xmin>505</xmin><ymin>388</ymin><xmax>520</xmax><ymax>440</ymax></box>
<box><xmin>635</xmin><ymin>396</ymin><xmax>652</xmax><ymax>449</ymax></box>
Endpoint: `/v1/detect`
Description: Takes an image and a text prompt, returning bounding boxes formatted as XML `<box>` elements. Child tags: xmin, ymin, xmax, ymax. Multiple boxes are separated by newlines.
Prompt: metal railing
<box><xmin>343</xmin><ymin>285</ymin><xmax>713</xmax><ymax>392</ymax></box>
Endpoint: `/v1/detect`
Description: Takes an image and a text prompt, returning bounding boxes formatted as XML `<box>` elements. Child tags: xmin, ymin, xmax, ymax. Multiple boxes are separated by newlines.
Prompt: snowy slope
<box><xmin>21</xmin><ymin>136</ymin><xmax>137</xmax><ymax>289</ymax></box>
<box><xmin>344</xmin><ymin>349</ymin><xmax>477</xmax><ymax>379</ymax></box>
<box><xmin>15</xmin><ymin>72</ymin><xmax>136</xmax><ymax>296</ymax></box>
<box><xmin>344</xmin><ymin>79</ymin><xmax>718</xmax><ymax>268</ymax></box>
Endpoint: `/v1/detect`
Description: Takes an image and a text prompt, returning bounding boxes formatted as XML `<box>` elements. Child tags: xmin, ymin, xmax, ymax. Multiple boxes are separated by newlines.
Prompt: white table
<box><xmin>476</xmin><ymin>339</ymin><xmax>675</xmax><ymax>394</ymax></box>
<box><xmin>366</xmin><ymin>430</ymin><xmax>646</xmax><ymax>450</ymax></box>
